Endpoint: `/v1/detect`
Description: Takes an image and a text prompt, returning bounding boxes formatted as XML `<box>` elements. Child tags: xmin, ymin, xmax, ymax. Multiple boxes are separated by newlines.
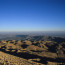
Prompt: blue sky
<box><xmin>0</xmin><ymin>0</ymin><xmax>65</xmax><ymax>32</ymax></box>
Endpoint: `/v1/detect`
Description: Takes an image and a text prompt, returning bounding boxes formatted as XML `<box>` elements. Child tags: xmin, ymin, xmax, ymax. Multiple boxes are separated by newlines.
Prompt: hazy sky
<box><xmin>0</xmin><ymin>0</ymin><xmax>65</xmax><ymax>32</ymax></box>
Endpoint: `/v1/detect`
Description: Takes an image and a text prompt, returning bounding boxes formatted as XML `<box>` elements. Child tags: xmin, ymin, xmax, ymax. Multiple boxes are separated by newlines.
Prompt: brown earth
<box><xmin>0</xmin><ymin>39</ymin><xmax>65</xmax><ymax>65</ymax></box>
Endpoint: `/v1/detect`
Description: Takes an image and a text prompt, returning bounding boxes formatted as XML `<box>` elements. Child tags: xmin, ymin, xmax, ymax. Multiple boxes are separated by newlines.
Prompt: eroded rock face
<box><xmin>6</xmin><ymin>44</ymin><xmax>16</xmax><ymax>50</ymax></box>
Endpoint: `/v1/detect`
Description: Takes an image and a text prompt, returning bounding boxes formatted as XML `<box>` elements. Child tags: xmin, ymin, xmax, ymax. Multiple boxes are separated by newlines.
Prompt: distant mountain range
<box><xmin>0</xmin><ymin>32</ymin><xmax>65</xmax><ymax>43</ymax></box>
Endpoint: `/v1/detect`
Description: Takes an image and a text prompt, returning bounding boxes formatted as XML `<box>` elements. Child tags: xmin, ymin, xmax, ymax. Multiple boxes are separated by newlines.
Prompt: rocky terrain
<box><xmin>0</xmin><ymin>35</ymin><xmax>65</xmax><ymax>65</ymax></box>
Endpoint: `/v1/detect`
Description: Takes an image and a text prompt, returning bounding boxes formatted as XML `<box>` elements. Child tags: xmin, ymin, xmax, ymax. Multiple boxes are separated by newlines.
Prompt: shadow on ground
<box><xmin>0</xmin><ymin>48</ymin><xmax>65</xmax><ymax>64</ymax></box>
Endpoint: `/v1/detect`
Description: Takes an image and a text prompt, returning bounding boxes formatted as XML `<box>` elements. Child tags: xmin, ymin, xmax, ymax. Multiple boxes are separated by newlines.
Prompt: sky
<box><xmin>0</xmin><ymin>0</ymin><xmax>65</xmax><ymax>32</ymax></box>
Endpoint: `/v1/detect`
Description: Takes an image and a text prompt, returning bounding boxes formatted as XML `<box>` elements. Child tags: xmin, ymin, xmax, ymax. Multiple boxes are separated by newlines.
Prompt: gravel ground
<box><xmin>0</xmin><ymin>51</ymin><xmax>43</xmax><ymax>65</ymax></box>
